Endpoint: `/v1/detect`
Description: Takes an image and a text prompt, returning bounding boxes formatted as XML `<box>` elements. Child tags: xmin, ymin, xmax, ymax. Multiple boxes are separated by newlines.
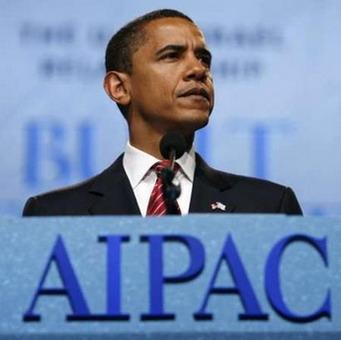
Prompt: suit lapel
<box><xmin>189</xmin><ymin>154</ymin><xmax>235</xmax><ymax>213</ymax></box>
<box><xmin>87</xmin><ymin>155</ymin><xmax>141</xmax><ymax>215</ymax></box>
<box><xmin>86</xmin><ymin>153</ymin><xmax>235</xmax><ymax>215</ymax></box>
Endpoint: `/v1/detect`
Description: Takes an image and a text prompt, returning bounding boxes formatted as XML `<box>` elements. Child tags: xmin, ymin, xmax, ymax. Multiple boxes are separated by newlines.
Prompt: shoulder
<box><xmin>195</xmin><ymin>154</ymin><xmax>303</xmax><ymax>214</ymax></box>
<box><xmin>195</xmin><ymin>153</ymin><xmax>286</xmax><ymax>192</ymax></box>
<box><xmin>23</xmin><ymin>177</ymin><xmax>96</xmax><ymax>216</ymax></box>
<box><xmin>23</xmin><ymin>155</ymin><xmax>124</xmax><ymax>216</ymax></box>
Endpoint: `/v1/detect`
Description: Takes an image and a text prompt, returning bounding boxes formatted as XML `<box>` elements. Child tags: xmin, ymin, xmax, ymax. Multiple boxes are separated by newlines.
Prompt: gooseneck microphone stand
<box><xmin>159</xmin><ymin>132</ymin><xmax>186</xmax><ymax>214</ymax></box>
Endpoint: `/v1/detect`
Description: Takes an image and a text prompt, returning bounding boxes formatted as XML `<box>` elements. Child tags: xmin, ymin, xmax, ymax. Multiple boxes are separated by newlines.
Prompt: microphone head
<box><xmin>160</xmin><ymin>132</ymin><xmax>187</xmax><ymax>160</ymax></box>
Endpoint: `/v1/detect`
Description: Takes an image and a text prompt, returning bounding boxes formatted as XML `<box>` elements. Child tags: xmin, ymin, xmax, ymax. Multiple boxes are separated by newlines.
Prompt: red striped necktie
<box><xmin>146</xmin><ymin>160</ymin><xmax>181</xmax><ymax>216</ymax></box>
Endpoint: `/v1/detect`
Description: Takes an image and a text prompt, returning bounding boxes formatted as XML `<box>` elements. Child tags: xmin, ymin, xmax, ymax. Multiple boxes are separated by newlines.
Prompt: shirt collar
<box><xmin>123</xmin><ymin>141</ymin><xmax>196</xmax><ymax>189</ymax></box>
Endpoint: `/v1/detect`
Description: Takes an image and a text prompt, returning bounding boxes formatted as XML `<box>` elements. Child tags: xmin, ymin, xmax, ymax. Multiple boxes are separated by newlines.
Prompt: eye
<box><xmin>199</xmin><ymin>53</ymin><xmax>211</xmax><ymax>68</ymax></box>
<box><xmin>161</xmin><ymin>51</ymin><xmax>180</xmax><ymax>60</ymax></box>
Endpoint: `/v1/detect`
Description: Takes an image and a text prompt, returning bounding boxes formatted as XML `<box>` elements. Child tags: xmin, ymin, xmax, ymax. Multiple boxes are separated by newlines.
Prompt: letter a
<box><xmin>194</xmin><ymin>235</ymin><xmax>268</xmax><ymax>320</ymax></box>
<box><xmin>23</xmin><ymin>235</ymin><xmax>90</xmax><ymax>321</ymax></box>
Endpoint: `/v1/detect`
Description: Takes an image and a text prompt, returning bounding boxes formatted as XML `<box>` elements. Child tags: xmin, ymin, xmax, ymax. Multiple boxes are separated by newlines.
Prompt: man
<box><xmin>23</xmin><ymin>9</ymin><xmax>302</xmax><ymax>216</ymax></box>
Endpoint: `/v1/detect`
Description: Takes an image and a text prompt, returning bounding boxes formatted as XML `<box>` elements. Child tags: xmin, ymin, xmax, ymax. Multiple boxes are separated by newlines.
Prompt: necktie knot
<box><xmin>146</xmin><ymin>161</ymin><xmax>181</xmax><ymax>216</ymax></box>
<box><xmin>153</xmin><ymin>160</ymin><xmax>180</xmax><ymax>177</ymax></box>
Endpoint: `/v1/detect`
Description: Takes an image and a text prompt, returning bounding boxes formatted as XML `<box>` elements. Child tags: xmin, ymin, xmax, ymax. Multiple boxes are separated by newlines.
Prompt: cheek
<box><xmin>132</xmin><ymin>68</ymin><xmax>178</xmax><ymax>110</ymax></box>
<box><xmin>151</xmin><ymin>80</ymin><xmax>175</xmax><ymax>109</ymax></box>
<box><xmin>148</xmin><ymin>67</ymin><xmax>179</xmax><ymax>98</ymax></box>
<box><xmin>159</xmin><ymin>85</ymin><xmax>172</xmax><ymax>102</ymax></box>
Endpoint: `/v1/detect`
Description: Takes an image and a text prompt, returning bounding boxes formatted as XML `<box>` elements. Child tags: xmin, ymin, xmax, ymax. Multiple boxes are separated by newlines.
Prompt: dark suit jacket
<box><xmin>23</xmin><ymin>154</ymin><xmax>302</xmax><ymax>216</ymax></box>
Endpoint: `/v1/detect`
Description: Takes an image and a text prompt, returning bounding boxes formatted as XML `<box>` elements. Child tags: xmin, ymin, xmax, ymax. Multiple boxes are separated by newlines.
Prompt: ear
<box><xmin>103</xmin><ymin>71</ymin><xmax>131</xmax><ymax>106</ymax></box>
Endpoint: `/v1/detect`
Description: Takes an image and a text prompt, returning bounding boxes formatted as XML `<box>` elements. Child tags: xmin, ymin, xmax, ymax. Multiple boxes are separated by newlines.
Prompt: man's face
<box><xmin>127</xmin><ymin>17</ymin><xmax>214</xmax><ymax>137</ymax></box>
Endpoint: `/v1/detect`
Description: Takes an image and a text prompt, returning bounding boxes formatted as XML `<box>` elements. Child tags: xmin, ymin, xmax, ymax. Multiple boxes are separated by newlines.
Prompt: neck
<box><xmin>129</xmin><ymin>129</ymin><xmax>193</xmax><ymax>159</ymax></box>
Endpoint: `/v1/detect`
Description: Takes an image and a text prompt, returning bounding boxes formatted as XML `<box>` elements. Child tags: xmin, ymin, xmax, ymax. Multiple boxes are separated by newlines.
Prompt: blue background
<box><xmin>1</xmin><ymin>0</ymin><xmax>340</xmax><ymax>216</ymax></box>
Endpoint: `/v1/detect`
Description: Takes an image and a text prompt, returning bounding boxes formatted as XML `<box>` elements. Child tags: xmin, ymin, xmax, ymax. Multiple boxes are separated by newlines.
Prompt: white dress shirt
<box><xmin>123</xmin><ymin>142</ymin><xmax>195</xmax><ymax>216</ymax></box>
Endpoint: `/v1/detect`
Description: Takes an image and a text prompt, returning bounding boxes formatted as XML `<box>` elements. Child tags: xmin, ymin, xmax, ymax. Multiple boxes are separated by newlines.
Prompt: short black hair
<box><xmin>105</xmin><ymin>9</ymin><xmax>194</xmax><ymax>74</ymax></box>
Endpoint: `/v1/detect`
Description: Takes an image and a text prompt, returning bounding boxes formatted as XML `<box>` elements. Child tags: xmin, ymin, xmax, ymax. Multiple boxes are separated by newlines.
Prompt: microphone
<box><xmin>159</xmin><ymin>132</ymin><xmax>187</xmax><ymax>207</ymax></box>
<box><xmin>160</xmin><ymin>132</ymin><xmax>186</xmax><ymax>168</ymax></box>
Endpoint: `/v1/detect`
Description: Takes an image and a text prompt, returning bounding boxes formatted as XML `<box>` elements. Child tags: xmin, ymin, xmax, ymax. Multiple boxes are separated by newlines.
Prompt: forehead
<box><xmin>141</xmin><ymin>17</ymin><xmax>207</xmax><ymax>49</ymax></box>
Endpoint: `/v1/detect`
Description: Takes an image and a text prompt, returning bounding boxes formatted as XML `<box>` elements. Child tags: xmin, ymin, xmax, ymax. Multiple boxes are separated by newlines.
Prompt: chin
<box><xmin>176</xmin><ymin>114</ymin><xmax>209</xmax><ymax>134</ymax></box>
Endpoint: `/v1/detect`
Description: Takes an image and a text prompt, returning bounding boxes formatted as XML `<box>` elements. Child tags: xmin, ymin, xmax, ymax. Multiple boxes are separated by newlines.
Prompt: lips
<box><xmin>178</xmin><ymin>87</ymin><xmax>210</xmax><ymax>101</ymax></box>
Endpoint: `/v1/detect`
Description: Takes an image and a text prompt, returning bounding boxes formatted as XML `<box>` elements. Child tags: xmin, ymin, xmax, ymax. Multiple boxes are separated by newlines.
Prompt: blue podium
<box><xmin>0</xmin><ymin>215</ymin><xmax>340</xmax><ymax>339</ymax></box>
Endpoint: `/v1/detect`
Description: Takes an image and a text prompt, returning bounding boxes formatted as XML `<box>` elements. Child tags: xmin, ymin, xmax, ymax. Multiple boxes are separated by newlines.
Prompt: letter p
<box><xmin>140</xmin><ymin>235</ymin><xmax>205</xmax><ymax>320</ymax></box>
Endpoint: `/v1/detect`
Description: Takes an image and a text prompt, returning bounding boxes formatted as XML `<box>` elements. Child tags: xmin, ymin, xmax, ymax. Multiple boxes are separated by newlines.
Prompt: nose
<box><xmin>184</xmin><ymin>54</ymin><xmax>209</xmax><ymax>82</ymax></box>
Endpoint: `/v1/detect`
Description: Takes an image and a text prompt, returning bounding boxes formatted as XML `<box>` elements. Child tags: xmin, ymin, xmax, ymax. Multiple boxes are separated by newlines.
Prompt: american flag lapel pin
<box><xmin>210</xmin><ymin>201</ymin><xmax>226</xmax><ymax>211</ymax></box>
